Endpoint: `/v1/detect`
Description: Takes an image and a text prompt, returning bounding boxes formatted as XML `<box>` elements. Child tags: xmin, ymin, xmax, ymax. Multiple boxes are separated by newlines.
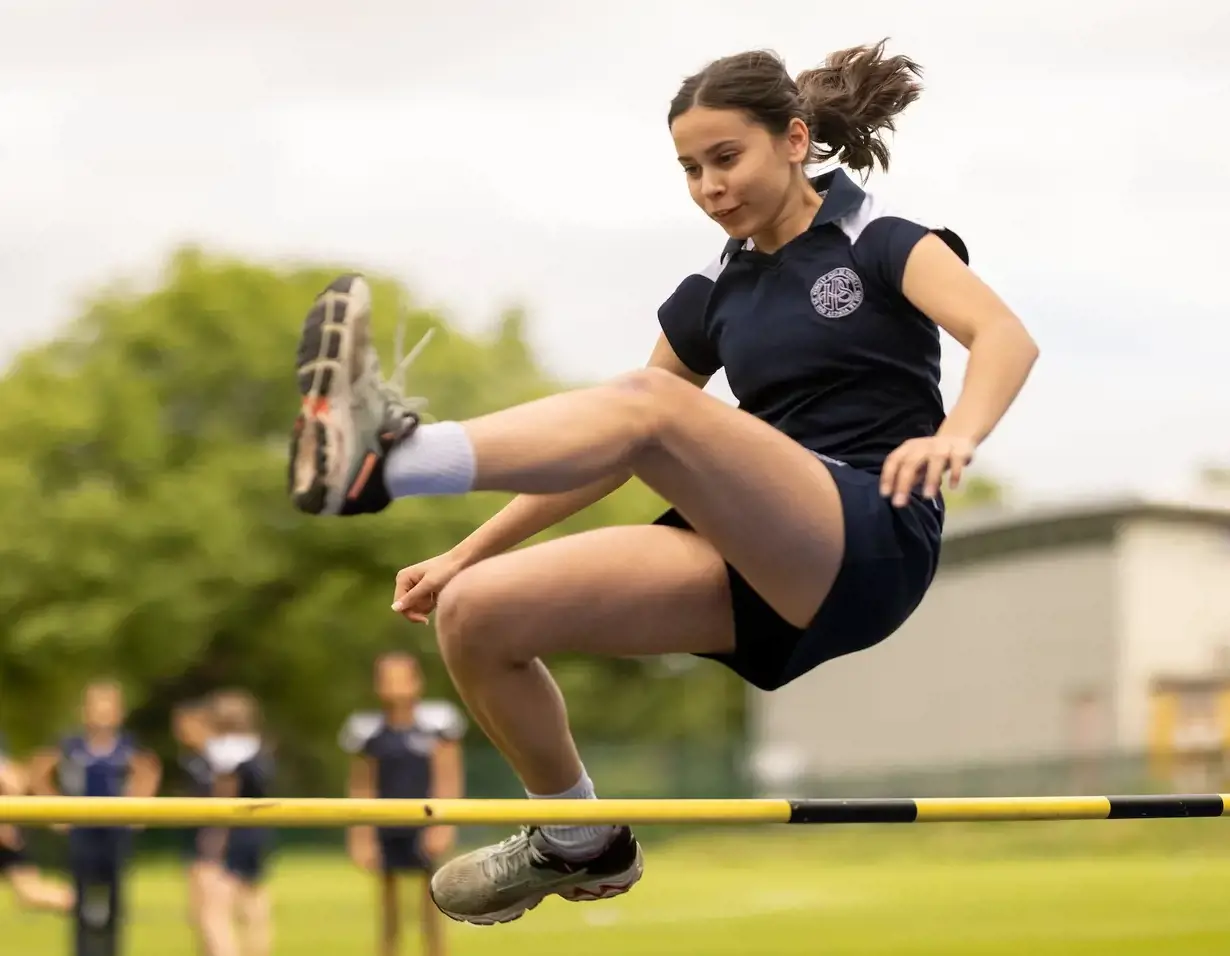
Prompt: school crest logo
<box><xmin>810</xmin><ymin>267</ymin><xmax>864</xmax><ymax>319</ymax></box>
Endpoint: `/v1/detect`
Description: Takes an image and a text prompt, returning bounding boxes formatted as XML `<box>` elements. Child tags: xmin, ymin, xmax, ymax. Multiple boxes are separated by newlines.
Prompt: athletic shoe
<box><xmin>288</xmin><ymin>274</ymin><xmax>433</xmax><ymax>515</ymax></box>
<box><xmin>429</xmin><ymin>826</ymin><xmax>643</xmax><ymax>925</ymax></box>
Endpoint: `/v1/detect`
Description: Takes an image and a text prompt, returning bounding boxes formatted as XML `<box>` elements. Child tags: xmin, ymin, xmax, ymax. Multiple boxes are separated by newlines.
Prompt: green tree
<box><xmin>0</xmin><ymin>248</ymin><xmax>746</xmax><ymax>794</ymax></box>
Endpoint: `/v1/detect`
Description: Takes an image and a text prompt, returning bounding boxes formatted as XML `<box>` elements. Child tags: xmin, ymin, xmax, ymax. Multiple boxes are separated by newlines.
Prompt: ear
<box><xmin>783</xmin><ymin>116</ymin><xmax>811</xmax><ymax>164</ymax></box>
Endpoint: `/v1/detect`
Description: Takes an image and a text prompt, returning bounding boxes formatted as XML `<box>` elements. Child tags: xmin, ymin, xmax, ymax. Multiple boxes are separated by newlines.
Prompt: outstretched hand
<box><xmin>391</xmin><ymin>551</ymin><xmax>470</xmax><ymax>623</ymax></box>
<box><xmin>879</xmin><ymin>435</ymin><xmax>976</xmax><ymax>507</ymax></box>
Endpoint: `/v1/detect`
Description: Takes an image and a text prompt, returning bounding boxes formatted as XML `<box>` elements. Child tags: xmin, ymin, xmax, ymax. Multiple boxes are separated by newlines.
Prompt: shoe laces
<box><xmin>481</xmin><ymin>828</ymin><xmax>549</xmax><ymax>883</ymax></box>
<box><xmin>376</xmin><ymin>315</ymin><xmax>435</xmax><ymax>419</ymax></box>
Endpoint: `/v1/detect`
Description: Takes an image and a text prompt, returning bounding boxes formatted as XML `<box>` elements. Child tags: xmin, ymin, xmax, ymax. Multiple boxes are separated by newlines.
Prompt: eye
<box><xmin>716</xmin><ymin>151</ymin><xmax>739</xmax><ymax>166</ymax></box>
<box><xmin>681</xmin><ymin>164</ymin><xmax>701</xmax><ymax>178</ymax></box>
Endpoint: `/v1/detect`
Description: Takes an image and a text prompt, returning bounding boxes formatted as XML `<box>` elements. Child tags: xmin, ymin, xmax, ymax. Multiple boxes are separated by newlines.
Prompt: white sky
<box><xmin>1</xmin><ymin>0</ymin><xmax>1227</xmax><ymax>501</ymax></box>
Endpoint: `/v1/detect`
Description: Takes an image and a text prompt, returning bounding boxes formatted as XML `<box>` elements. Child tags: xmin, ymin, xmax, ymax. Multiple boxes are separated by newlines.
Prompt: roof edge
<box><xmin>943</xmin><ymin>492</ymin><xmax>1230</xmax><ymax>543</ymax></box>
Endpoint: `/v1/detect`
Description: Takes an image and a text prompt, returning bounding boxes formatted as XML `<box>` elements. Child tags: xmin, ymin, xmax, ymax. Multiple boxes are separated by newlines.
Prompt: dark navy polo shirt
<box><xmin>658</xmin><ymin>167</ymin><xmax>968</xmax><ymax>475</ymax></box>
<box><xmin>59</xmin><ymin>732</ymin><xmax>137</xmax><ymax>847</ymax></box>
<box><xmin>177</xmin><ymin>750</ymin><xmax>213</xmax><ymax>798</ymax></box>
<box><xmin>204</xmin><ymin>735</ymin><xmax>274</xmax><ymax>799</ymax></box>
<box><xmin>58</xmin><ymin>733</ymin><xmax>135</xmax><ymax>799</ymax></box>
<box><xmin>340</xmin><ymin>701</ymin><xmax>466</xmax><ymax>810</ymax></box>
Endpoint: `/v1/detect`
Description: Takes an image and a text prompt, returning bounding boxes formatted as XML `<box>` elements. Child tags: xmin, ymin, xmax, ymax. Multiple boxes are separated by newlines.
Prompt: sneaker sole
<box><xmin>289</xmin><ymin>275</ymin><xmax>370</xmax><ymax>515</ymax></box>
<box><xmin>431</xmin><ymin>847</ymin><xmax>644</xmax><ymax>926</ymax></box>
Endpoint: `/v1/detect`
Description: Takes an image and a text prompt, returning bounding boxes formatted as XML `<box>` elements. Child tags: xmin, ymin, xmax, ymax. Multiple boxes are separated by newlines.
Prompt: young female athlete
<box><xmin>287</xmin><ymin>41</ymin><xmax>1039</xmax><ymax>925</ymax></box>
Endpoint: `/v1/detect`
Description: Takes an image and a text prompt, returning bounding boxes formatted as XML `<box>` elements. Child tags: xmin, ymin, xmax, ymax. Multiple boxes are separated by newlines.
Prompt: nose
<box><xmin>699</xmin><ymin>170</ymin><xmax>726</xmax><ymax>202</ymax></box>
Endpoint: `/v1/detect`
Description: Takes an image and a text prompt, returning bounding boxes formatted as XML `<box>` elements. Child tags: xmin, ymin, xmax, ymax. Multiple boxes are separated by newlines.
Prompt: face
<box><xmin>671</xmin><ymin>106</ymin><xmax>811</xmax><ymax>239</ymax></box>
<box><xmin>375</xmin><ymin>656</ymin><xmax>421</xmax><ymax>705</ymax></box>
<box><xmin>173</xmin><ymin>708</ymin><xmax>212</xmax><ymax>751</ymax></box>
<box><xmin>82</xmin><ymin>683</ymin><xmax>124</xmax><ymax>733</ymax></box>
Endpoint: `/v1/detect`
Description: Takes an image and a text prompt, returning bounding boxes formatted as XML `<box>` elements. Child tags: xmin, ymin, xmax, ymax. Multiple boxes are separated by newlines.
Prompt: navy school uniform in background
<box><xmin>176</xmin><ymin>747</ymin><xmax>214</xmax><ymax>864</ymax></box>
<box><xmin>58</xmin><ymin>732</ymin><xmax>139</xmax><ymax>956</ymax></box>
<box><xmin>339</xmin><ymin>701</ymin><xmax>467</xmax><ymax>873</ymax></box>
<box><xmin>205</xmin><ymin>734</ymin><xmax>276</xmax><ymax>883</ymax></box>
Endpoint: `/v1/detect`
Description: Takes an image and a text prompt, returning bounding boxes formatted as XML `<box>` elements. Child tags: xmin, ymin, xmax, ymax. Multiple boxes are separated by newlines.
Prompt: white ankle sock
<box><xmin>383</xmin><ymin>421</ymin><xmax>477</xmax><ymax>497</ymax></box>
<box><xmin>527</xmin><ymin>770</ymin><xmax>616</xmax><ymax>860</ymax></box>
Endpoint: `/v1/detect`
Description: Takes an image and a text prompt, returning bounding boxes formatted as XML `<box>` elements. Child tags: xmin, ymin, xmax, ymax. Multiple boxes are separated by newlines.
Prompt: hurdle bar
<box><xmin>0</xmin><ymin>794</ymin><xmax>1226</xmax><ymax>827</ymax></box>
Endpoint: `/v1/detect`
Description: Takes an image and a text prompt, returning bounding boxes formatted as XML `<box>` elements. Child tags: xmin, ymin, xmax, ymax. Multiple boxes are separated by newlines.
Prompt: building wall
<box><xmin>750</xmin><ymin>540</ymin><xmax>1119</xmax><ymax>786</ymax></box>
<box><xmin>1115</xmin><ymin>518</ymin><xmax>1230</xmax><ymax>749</ymax></box>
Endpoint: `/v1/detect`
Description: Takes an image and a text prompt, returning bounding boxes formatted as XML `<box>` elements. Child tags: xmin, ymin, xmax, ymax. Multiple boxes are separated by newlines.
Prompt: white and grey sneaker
<box><xmin>288</xmin><ymin>274</ymin><xmax>432</xmax><ymax>516</ymax></box>
<box><xmin>429</xmin><ymin>826</ymin><xmax>644</xmax><ymax>925</ymax></box>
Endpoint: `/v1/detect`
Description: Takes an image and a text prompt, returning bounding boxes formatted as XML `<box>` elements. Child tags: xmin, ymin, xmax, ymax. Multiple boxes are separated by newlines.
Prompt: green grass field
<box><xmin>5</xmin><ymin>823</ymin><xmax>1230</xmax><ymax>955</ymax></box>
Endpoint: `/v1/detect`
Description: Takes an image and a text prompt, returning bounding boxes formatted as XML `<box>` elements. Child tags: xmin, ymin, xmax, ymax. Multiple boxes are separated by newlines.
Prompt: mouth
<box><xmin>710</xmin><ymin>204</ymin><xmax>743</xmax><ymax>223</ymax></box>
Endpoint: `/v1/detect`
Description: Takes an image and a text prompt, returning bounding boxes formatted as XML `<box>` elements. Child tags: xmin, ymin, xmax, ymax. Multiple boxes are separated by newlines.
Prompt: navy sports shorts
<box><xmin>223</xmin><ymin>829</ymin><xmax>274</xmax><ymax>884</ymax></box>
<box><xmin>377</xmin><ymin>829</ymin><xmax>432</xmax><ymax>874</ymax></box>
<box><xmin>180</xmin><ymin>827</ymin><xmax>205</xmax><ymax>863</ymax></box>
<box><xmin>654</xmin><ymin>454</ymin><xmax>942</xmax><ymax>691</ymax></box>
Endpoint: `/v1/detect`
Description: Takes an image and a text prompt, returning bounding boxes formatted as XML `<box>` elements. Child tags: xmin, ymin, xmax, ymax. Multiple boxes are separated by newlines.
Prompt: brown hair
<box><xmin>668</xmin><ymin>40</ymin><xmax>922</xmax><ymax>175</ymax></box>
<box><xmin>374</xmin><ymin>650</ymin><xmax>419</xmax><ymax>677</ymax></box>
<box><xmin>209</xmin><ymin>689</ymin><xmax>261</xmax><ymax>734</ymax></box>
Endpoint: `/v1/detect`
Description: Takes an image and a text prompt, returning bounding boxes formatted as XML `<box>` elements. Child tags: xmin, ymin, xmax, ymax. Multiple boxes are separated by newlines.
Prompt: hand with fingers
<box><xmin>879</xmin><ymin>434</ymin><xmax>976</xmax><ymax>508</ymax></box>
<box><xmin>347</xmin><ymin>827</ymin><xmax>379</xmax><ymax>872</ymax></box>
<box><xmin>423</xmin><ymin>824</ymin><xmax>458</xmax><ymax>861</ymax></box>
<box><xmin>391</xmin><ymin>551</ymin><xmax>470</xmax><ymax>623</ymax></box>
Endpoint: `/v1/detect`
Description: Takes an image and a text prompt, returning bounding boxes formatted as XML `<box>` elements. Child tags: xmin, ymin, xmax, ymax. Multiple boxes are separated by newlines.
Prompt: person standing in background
<box><xmin>198</xmin><ymin>690</ymin><xmax>276</xmax><ymax>956</ymax></box>
<box><xmin>28</xmin><ymin>679</ymin><xmax>162</xmax><ymax>956</ymax></box>
<box><xmin>340</xmin><ymin>652</ymin><xmax>466</xmax><ymax>956</ymax></box>
<box><xmin>171</xmin><ymin>698</ymin><xmax>219</xmax><ymax>955</ymax></box>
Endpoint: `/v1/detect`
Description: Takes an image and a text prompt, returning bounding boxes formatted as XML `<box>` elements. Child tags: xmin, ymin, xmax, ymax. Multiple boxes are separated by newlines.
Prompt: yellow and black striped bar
<box><xmin>786</xmin><ymin>793</ymin><xmax>1229</xmax><ymax>823</ymax></box>
<box><xmin>0</xmin><ymin>794</ymin><xmax>1226</xmax><ymax>828</ymax></box>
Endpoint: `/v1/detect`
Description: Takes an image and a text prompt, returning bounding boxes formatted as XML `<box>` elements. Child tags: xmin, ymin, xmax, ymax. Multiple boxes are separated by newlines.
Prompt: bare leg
<box><xmin>450</xmin><ymin>368</ymin><xmax>846</xmax><ymax>627</ymax></box>
<box><xmin>427</xmin><ymin>526</ymin><xmax>731</xmax><ymax>922</ymax></box>
<box><xmin>378</xmin><ymin>874</ymin><xmax>400</xmax><ymax>956</ymax></box>
<box><xmin>198</xmin><ymin>869</ymin><xmax>239</xmax><ymax>956</ymax></box>
<box><xmin>436</xmin><ymin>524</ymin><xmax>734</xmax><ymax>796</ymax></box>
<box><xmin>235</xmin><ymin>882</ymin><xmax>272</xmax><ymax>956</ymax></box>
<box><xmin>7</xmin><ymin>865</ymin><xmax>75</xmax><ymax>913</ymax></box>
<box><xmin>419</xmin><ymin>874</ymin><xmax>445</xmax><ymax>956</ymax></box>
<box><xmin>186</xmin><ymin>861</ymin><xmax>216</xmax><ymax>953</ymax></box>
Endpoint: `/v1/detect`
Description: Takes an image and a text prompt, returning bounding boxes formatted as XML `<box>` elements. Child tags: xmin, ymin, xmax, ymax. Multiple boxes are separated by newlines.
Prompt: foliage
<box><xmin>0</xmin><ymin>248</ymin><xmax>742</xmax><ymax>793</ymax></box>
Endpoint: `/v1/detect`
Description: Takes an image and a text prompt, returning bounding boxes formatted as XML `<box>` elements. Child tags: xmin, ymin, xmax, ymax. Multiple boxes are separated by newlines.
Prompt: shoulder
<box><xmin>822</xmin><ymin>185</ymin><xmax>966</xmax><ymax>298</ymax></box>
<box><xmin>836</xmin><ymin>188</ymin><xmax>968</xmax><ymax>269</ymax></box>
<box><xmin>338</xmin><ymin>711</ymin><xmax>384</xmax><ymax>755</ymax></box>
<box><xmin>657</xmin><ymin>244</ymin><xmax>736</xmax><ymax>377</ymax></box>
<box><xmin>414</xmin><ymin>699</ymin><xmax>468</xmax><ymax>743</ymax></box>
<box><xmin>668</xmin><ymin>237</ymin><xmax>739</xmax><ymax>289</ymax></box>
<box><xmin>204</xmin><ymin>734</ymin><xmax>261</xmax><ymax>775</ymax></box>
<box><xmin>660</xmin><ymin>250</ymin><xmax>728</xmax><ymax>312</ymax></box>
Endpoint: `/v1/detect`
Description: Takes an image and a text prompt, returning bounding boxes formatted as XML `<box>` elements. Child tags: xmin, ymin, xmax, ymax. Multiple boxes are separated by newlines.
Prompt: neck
<box><xmin>85</xmin><ymin>729</ymin><xmax>116</xmax><ymax>749</ymax></box>
<box><xmin>384</xmin><ymin>702</ymin><xmax>416</xmax><ymax>726</ymax></box>
<box><xmin>749</xmin><ymin>176</ymin><xmax>822</xmax><ymax>254</ymax></box>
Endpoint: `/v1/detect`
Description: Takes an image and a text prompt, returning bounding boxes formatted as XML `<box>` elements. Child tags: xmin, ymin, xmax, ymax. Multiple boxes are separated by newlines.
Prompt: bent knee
<box><xmin>434</xmin><ymin>566</ymin><xmax>513</xmax><ymax>664</ymax></box>
<box><xmin>610</xmin><ymin>366</ymin><xmax>692</xmax><ymax>403</ymax></box>
<box><xmin>607</xmin><ymin>367</ymin><xmax>696</xmax><ymax>442</ymax></box>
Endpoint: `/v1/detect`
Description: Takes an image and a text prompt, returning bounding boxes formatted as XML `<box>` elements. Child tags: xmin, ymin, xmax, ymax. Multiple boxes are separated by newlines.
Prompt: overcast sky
<box><xmin>2</xmin><ymin>0</ymin><xmax>1226</xmax><ymax>501</ymax></box>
